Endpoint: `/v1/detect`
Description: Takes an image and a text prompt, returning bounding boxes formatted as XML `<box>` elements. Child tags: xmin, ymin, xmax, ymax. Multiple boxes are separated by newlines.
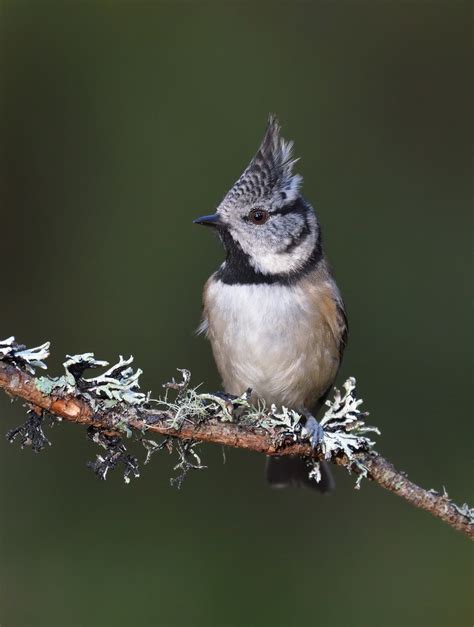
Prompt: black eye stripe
<box><xmin>270</xmin><ymin>197</ymin><xmax>308</xmax><ymax>217</ymax></box>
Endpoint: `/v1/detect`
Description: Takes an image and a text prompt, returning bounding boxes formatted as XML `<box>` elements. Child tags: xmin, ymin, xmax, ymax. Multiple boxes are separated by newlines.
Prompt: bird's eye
<box><xmin>248</xmin><ymin>208</ymin><xmax>269</xmax><ymax>225</ymax></box>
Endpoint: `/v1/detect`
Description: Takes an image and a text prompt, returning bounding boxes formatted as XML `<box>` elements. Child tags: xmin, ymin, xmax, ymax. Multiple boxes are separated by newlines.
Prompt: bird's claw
<box><xmin>302</xmin><ymin>415</ymin><xmax>324</xmax><ymax>449</ymax></box>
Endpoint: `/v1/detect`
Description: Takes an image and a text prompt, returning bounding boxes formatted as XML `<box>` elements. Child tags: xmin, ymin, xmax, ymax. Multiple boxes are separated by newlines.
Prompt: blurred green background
<box><xmin>0</xmin><ymin>2</ymin><xmax>472</xmax><ymax>626</ymax></box>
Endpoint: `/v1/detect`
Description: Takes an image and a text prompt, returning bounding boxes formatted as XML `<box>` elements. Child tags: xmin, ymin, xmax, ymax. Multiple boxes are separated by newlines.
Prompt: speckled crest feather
<box><xmin>222</xmin><ymin>114</ymin><xmax>302</xmax><ymax>208</ymax></box>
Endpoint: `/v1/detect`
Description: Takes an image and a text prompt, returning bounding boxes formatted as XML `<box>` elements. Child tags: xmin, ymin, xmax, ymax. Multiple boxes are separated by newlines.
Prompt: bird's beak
<box><xmin>193</xmin><ymin>213</ymin><xmax>223</xmax><ymax>228</ymax></box>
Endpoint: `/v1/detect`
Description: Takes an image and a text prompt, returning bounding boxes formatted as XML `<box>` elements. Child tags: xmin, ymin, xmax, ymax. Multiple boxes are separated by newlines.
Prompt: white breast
<box><xmin>203</xmin><ymin>279</ymin><xmax>340</xmax><ymax>409</ymax></box>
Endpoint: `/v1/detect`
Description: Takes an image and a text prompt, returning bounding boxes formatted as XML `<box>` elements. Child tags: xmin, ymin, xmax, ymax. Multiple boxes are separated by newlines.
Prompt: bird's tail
<box><xmin>265</xmin><ymin>456</ymin><xmax>335</xmax><ymax>493</ymax></box>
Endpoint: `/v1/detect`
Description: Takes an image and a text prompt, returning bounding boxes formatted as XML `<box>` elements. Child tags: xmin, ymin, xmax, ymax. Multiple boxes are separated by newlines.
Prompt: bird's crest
<box><xmin>223</xmin><ymin>115</ymin><xmax>302</xmax><ymax>207</ymax></box>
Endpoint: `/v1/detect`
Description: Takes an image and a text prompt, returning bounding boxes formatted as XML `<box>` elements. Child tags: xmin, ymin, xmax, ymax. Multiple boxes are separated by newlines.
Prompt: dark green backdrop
<box><xmin>1</xmin><ymin>2</ymin><xmax>472</xmax><ymax>626</ymax></box>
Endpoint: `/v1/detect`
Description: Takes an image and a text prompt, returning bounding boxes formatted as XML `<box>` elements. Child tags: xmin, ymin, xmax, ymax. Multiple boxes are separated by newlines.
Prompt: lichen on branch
<box><xmin>0</xmin><ymin>336</ymin><xmax>50</xmax><ymax>374</ymax></box>
<box><xmin>0</xmin><ymin>336</ymin><xmax>473</xmax><ymax>539</ymax></box>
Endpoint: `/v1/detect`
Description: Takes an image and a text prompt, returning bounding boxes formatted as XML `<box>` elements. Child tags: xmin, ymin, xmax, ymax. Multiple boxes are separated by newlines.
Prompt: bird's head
<box><xmin>194</xmin><ymin>115</ymin><xmax>321</xmax><ymax>277</ymax></box>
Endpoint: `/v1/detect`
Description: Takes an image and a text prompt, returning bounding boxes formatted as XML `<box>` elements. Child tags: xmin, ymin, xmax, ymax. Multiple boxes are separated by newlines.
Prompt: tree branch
<box><xmin>0</xmin><ymin>338</ymin><xmax>472</xmax><ymax>539</ymax></box>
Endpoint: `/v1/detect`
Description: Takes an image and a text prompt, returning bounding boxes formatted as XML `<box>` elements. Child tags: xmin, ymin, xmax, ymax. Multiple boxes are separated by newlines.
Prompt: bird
<box><xmin>194</xmin><ymin>115</ymin><xmax>347</xmax><ymax>493</ymax></box>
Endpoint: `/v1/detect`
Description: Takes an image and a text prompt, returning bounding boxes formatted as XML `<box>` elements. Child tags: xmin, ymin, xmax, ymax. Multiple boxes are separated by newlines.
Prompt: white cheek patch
<box><xmin>244</xmin><ymin>228</ymin><xmax>317</xmax><ymax>275</ymax></box>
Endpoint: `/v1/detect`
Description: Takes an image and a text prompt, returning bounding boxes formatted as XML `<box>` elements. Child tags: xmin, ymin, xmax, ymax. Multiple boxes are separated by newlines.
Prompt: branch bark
<box><xmin>0</xmin><ymin>360</ymin><xmax>472</xmax><ymax>539</ymax></box>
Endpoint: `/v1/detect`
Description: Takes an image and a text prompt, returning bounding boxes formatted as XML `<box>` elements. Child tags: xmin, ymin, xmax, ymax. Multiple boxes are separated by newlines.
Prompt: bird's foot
<box><xmin>301</xmin><ymin>413</ymin><xmax>324</xmax><ymax>449</ymax></box>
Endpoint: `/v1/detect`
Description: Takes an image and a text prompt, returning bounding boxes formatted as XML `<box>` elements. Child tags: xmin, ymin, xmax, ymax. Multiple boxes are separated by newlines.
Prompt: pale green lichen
<box><xmin>4</xmin><ymin>336</ymin><xmax>474</xmax><ymax>536</ymax></box>
<box><xmin>453</xmin><ymin>502</ymin><xmax>474</xmax><ymax>524</ymax></box>
<box><xmin>427</xmin><ymin>487</ymin><xmax>474</xmax><ymax>526</ymax></box>
<box><xmin>81</xmin><ymin>355</ymin><xmax>149</xmax><ymax>406</ymax></box>
<box><xmin>35</xmin><ymin>376</ymin><xmax>58</xmax><ymax>395</ymax></box>
<box><xmin>0</xmin><ymin>336</ymin><xmax>50</xmax><ymax>374</ymax></box>
<box><xmin>170</xmin><ymin>440</ymin><xmax>207</xmax><ymax>489</ymax></box>
<box><xmin>2</xmin><ymin>337</ymin><xmax>378</xmax><ymax>488</ymax></box>
<box><xmin>159</xmin><ymin>385</ymin><xmax>210</xmax><ymax>428</ymax></box>
<box><xmin>317</xmin><ymin>377</ymin><xmax>380</xmax><ymax>488</ymax></box>
<box><xmin>34</xmin><ymin>352</ymin><xmax>152</xmax><ymax>411</ymax></box>
<box><xmin>261</xmin><ymin>403</ymin><xmax>302</xmax><ymax>433</ymax></box>
<box><xmin>157</xmin><ymin>371</ymin><xmax>380</xmax><ymax>488</ymax></box>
